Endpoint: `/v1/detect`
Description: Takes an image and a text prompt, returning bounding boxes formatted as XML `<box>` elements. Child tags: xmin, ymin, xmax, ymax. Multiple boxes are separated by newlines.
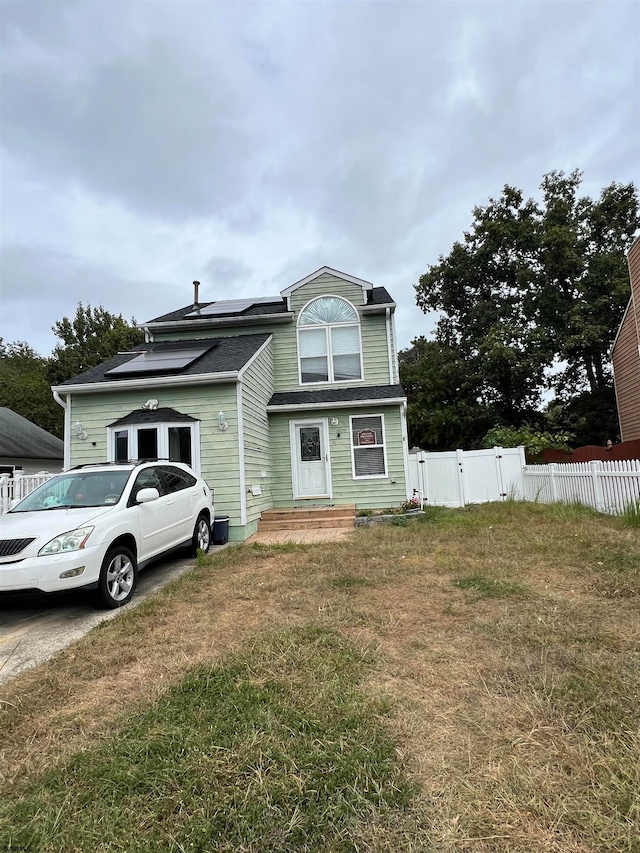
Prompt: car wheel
<box><xmin>191</xmin><ymin>513</ymin><xmax>211</xmax><ymax>556</ymax></box>
<box><xmin>97</xmin><ymin>545</ymin><xmax>138</xmax><ymax>609</ymax></box>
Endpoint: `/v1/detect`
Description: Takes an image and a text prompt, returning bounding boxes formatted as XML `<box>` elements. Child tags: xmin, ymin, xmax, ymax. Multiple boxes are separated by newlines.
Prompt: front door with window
<box><xmin>291</xmin><ymin>420</ymin><xmax>331</xmax><ymax>499</ymax></box>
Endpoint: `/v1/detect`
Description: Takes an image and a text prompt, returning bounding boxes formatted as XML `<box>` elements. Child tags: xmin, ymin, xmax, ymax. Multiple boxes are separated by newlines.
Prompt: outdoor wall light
<box><xmin>74</xmin><ymin>421</ymin><xmax>88</xmax><ymax>440</ymax></box>
<box><xmin>218</xmin><ymin>411</ymin><xmax>228</xmax><ymax>432</ymax></box>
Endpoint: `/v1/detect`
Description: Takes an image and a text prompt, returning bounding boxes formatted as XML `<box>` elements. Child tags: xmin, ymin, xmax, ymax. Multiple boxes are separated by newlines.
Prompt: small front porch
<box><xmin>246</xmin><ymin>504</ymin><xmax>356</xmax><ymax>544</ymax></box>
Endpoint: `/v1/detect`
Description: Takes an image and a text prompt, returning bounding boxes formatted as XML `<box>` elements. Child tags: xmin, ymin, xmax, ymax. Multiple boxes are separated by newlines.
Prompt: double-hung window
<box><xmin>298</xmin><ymin>297</ymin><xmax>362</xmax><ymax>384</ymax></box>
<box><xmin>350</xmin><ymin>415</ymin><xmax>387</xmax><ymax>478</ymax></box>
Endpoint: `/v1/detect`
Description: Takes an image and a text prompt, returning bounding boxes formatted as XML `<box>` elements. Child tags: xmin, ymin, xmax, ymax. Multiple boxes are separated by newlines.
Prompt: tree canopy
<box><xmin>0</xmin><ymin>340</ymin><xmax>63</xmax><ymax>438</ymax></box>
<box><xmin>404</xmin><ymin>170</ymin><xmax>639</xmax><ymax>450</ymax></box>
<box><xmin>48</xmin><ymin>303</ymin><xmax>145</xmax><ymax>387</ymax></box>
<box><xmin>1</xmin><ymin>304</ymin><xmax>144</xmax><ymax>438</ymax></box>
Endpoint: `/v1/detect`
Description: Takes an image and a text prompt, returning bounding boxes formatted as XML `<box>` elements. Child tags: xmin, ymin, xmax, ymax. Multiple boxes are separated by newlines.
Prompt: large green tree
<box><xmin>0</xmin><ymin>340</ymin><xmax>63</xmax><ymax>437</ymax></box>
<box><xmin>408</xmin><ymin>171</ymin><xmax>638</xmax><ymax>449</ymax></box>
<box><xmin>399</xmin><ymin>337</ymin><xmax>494</xmax><ymax>450</ymax></box>
<box><xmin>1</xmin><ymin>305</ymin><xmax>144</xmax><ymax>438</ymax></box>
<box><xmin>48</xmin><ymin>303</ymin><xmax>144</xmax><ymax>387</ymax></box>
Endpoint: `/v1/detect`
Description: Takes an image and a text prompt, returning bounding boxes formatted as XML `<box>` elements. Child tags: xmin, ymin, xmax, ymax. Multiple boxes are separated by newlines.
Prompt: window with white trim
<box><xmin>298</xmin><ymin>296</ymin><xmax>362</xmax><ymax>383</ymax></box>
<box><xmin>107</xmin><ymin>421</ymin><xmax>200</xmax><ymax>472</ymax></box>
<box><xmin>350</xmin><ymin>414</ymin><xmax>387</xmax><ymax>478</ymax></box>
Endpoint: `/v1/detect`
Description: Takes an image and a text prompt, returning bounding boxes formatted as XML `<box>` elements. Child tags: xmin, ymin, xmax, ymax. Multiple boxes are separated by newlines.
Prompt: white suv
<box><xmin>0</xmin><ymin>461</ymin><xmax>214</xmax><ymax>608</ymax></box>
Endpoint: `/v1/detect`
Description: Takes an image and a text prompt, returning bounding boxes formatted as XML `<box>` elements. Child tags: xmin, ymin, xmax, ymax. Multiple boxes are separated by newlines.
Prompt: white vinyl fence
<box><xmin>523</xmin><ymin>460</ymin><xmax>640</xmax><ymax>515</ymax></box>
<box><xmin>408</xmin><ymin>447</ymin><xmax>526</xmax><ymax>508</ymax></box>
<box><xmin>0</xmin><ymin>471</ymin><xmax>56</xmax><ymax>514</ymax></box>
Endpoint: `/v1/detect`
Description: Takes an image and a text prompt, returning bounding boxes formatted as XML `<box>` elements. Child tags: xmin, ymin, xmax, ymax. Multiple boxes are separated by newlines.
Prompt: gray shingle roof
<box><xmin>56</xmin><ymin>334</ymin><xmax>271</xmax><ymax>387</ymax></box>
<box><xmin>0</xmin><ymin>408</ymin><xmax>64</xmax><ymax>459</ymax></box>
<box><xmin>268</xmin><ymin>384</ymin><xmax>406</xmax><ymax>407</ymax></box>
<box><xmin>367</xmin><ymin>287</ymin><xmax>395</xmax><ymax>306</ymax></box>
<box><xmin>148</xmin><ymin>300</ymin><xmax>289</xmax><ymax>324</ymax></box>
<box><xmin>145</xmin><ymin>287</ymin><xmax>394</xmax><ymax>325</ymax></box>
<box><xmin>107</xmin><ymin>407</ymin><xmax>199</xmax><ymax>427</ymax></box>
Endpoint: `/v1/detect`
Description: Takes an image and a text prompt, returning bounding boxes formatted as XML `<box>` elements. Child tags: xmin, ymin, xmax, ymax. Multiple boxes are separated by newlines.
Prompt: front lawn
<box><xmin>1</xmin><ymin>502</ymin><xmax>639</xmax><ymax>851</ymax></box>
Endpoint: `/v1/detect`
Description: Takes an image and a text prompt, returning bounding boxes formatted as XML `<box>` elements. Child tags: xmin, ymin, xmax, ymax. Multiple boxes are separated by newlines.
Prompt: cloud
<box><xmin>1</xmin><ymin>0</ymin><xmax>638</xmax><ymax>358</ymax></box>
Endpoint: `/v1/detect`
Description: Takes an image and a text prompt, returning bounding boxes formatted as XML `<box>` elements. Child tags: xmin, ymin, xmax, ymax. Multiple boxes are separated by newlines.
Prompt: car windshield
<box><xmin>10</xmin><ymin>471</ymin><xmax>132</xmax><ymax>512</ymax></box>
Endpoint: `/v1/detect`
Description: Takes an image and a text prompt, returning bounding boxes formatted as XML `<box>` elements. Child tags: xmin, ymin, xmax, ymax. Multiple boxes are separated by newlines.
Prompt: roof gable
<box><xmin>280</xmin><ymin>266</ymin><xmax>374</xmax><ymax>299</ymax></box>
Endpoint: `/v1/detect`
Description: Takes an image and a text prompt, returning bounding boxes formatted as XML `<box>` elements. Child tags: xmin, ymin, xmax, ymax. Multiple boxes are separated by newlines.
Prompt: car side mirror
<box><xmin>136</xmin><ymin>487</ymin><xmax>160</xmax><ymax>504</ymax></box>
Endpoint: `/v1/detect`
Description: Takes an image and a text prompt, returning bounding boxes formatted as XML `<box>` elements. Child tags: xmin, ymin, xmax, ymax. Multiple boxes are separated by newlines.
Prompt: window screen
<box><xmin>137</xmin><ymin>428</ymin><xmax>158</xmax><ymax>460</ymax></box>
<box><xmin>169</xmin><ymin>427</ymin><xmax>192</xmax><ymax>466</ymax></box>
<box><xmin>351</xmin><ymin>415</ymin><xmax>386</xmax><ymax>477</ymax></box>
<box><xmin>115</xmin><ymin>430</ymin><xmax>129</xmax><ymax>462</ymax></box>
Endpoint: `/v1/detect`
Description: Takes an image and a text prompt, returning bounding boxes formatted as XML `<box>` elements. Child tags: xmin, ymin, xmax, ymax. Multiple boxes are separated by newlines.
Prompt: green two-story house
<box><xmin>52</xmin><ymin>267</ymin><xmax>410</xmax><ymax>540</ymax></box>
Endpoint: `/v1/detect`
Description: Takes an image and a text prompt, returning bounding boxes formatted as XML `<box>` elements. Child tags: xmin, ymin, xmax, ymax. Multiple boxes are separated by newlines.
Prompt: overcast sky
<box><xmin>1</xmin><ymin>0</ymin><xmax>638</xmax><ymax>359</ymax></box>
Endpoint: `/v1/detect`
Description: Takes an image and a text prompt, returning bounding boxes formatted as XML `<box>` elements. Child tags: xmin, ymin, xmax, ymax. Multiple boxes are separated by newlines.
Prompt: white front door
<box><xmin>291</xmin><ymin>419</ymin><xmax>331</xmax><ymax>499</ymax></box>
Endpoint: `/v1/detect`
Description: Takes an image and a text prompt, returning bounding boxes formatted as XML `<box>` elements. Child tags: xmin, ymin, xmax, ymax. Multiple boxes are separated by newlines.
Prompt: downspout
<box><xmin>400</xmin><ymin>401</ymin><xmax>411</xmax><ymax>501</ymax></box>
<box><xmin>385</xmin><ymin>308</ymin><xmax>394</xmax><ymax>384</ymax></box>
<box><xmin>53</xmin><ymin>390</ymin><xmax>71</xmax><ymax>470</ymax></box>
<box><xmin>143</xmin><ymin>326</ymin><xmax>153</xmax><ymax>343</ymax></box>
<box><xmin>237</xmin><ymin>379</ymin><xmax>247</xmax><ymax>526</ymax></box>
<box><xmin>391</xmin><ymin>309</ymin><xmax>400</xmax><ymax>384</ymax></box>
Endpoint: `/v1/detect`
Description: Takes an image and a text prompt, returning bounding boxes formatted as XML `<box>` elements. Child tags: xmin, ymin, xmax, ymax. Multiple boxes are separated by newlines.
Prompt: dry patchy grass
<box><xmin>1</xmin><ymin>502</ymin><xmax>639</xmax><ymax>851</ymax></box>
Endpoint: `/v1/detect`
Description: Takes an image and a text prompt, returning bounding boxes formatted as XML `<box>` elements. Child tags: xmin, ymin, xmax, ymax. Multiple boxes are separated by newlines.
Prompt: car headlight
<box><xmin>38</xmin><ymin>526</ymin><xmax>95</xmax><ymax>556</ymax></box>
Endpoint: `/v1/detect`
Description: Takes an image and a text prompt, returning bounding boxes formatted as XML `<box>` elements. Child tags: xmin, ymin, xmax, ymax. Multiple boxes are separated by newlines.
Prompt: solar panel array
<box><xmin>186</xmin><ymin>296</ymin><xmax>281</xmax><ymax>318</ymax></box>
<box><xmin>106</xmin><ymin>343</ymin><xmax>214</xmax><ymax>377</ymax></box>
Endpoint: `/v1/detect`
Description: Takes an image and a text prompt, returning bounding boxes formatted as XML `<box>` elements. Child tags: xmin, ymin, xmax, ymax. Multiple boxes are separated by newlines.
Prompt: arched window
<box><xmin>298</xmin><ymin>296</ymin><xmax>362</xmax><ymax>383</ymax></box>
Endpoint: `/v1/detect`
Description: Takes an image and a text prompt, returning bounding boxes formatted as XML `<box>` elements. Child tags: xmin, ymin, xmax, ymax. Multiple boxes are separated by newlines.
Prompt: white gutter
<box><xmin>145</xmin><ymin>313</ymin><xmax>294</xmax><ymax>334</ymax></box>
<box><xmin>400</xmin><ymin>401</ymin><xmax>411</xmax><ymax>501</ymax></box>
<box><xmin>361</xmin><ymin>302</ymin><xmax>396</xmax><ymax>313</ymax></box>
<box><xmin>52</xmin><ymin>371</ymin><xmax>239</xmax><ymax>395</ymax></box>
<box><xmin>267</xmin><ymin>397</ymin><xmax>406</xmax><ymax>413</ymax></box>
<box><xmin>237</xmin><ymin>379</ymin><xmax>247</xmax><ymax>526</ymax></box>
<box><xmin>385</xmin><ymin>308</ymin><xmax>394</xmax><ymax>384</ymax></box>
<box><xmin>52</xmin><ymin>390</ymin><xmax>71</xmax><ymax>470</ymax></box>
<box><xmin>391</xmin><ymin>309</ymin><xmax>400</xmax><ymax>384</ymax></box>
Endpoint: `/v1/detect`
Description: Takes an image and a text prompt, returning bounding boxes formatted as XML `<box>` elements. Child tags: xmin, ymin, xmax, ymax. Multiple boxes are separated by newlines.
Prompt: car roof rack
<box><xmin>69</xmin><ymin>459</ymin><xmax>173</xmax><ymax>470</ymax></box>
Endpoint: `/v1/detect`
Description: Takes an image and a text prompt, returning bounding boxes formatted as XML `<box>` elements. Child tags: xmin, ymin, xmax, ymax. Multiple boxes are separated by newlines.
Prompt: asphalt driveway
<box><xmin>0</xmin><ymin>544</ymin><xmax>230</xmax><ymax>685</ymax></box>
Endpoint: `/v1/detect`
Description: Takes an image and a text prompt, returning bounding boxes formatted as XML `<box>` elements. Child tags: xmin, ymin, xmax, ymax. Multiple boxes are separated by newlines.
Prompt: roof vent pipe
<box><xmin>193</xmin><ymin>281</ymin><xmax>200</xmax><ymax>307</ymax></box>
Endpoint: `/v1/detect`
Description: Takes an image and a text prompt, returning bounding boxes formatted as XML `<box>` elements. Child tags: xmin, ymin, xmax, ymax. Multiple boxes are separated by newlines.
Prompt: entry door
<box><xmin>291</xmin><ymin>420</ymin><xmax>331</xmax><ymax>499</ymax></box>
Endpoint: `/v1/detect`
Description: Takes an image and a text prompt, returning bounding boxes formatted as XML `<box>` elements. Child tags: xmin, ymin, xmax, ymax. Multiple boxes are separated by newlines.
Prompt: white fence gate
<box><xmin>0</xmin><ymin>471</ymin><xmax>56</xmax><ymax>514</ymax></box>
<box><xmin>523</xmin><ymin>460</ymin><xmax>640</xmax><ymax>515</ymax></box>
<box><xmin>408</xmin><ymin>447</ymin><xmax>526</xmax><ymax>508</ymax></box>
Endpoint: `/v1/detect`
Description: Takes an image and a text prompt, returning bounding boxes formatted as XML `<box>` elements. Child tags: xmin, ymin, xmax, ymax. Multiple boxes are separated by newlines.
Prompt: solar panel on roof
<box><xmin>186</xmin><ymin>296</ymin><xmax>282</xmax><ymax>318</ymax></box>
<box><xmin>105</xmin><ymin>343</ymin><xmax>213</xmax><ymax>377</ymax></box>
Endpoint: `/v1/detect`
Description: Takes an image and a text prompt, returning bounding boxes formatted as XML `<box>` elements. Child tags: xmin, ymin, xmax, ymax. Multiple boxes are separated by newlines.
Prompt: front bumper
<box><xmin>0</xmin><ymin>543</ymin><xmax>106</xmax><ymax>594</ymax></box>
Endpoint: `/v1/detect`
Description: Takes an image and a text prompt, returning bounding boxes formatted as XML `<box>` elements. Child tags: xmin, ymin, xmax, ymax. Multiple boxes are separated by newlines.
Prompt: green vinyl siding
<box><xmin>268</xmin><ymin>405</ymin><xmax>407</xmax><ymax>510</ymax></box>
<box><xmin>66</xmin><ymin>384</ymin><xmax>245</xmax><ymax>538</ymax></box>
<box><xmin>285</xmin><ymin>294</ymin><xmax>391</xmax><ymax>390</ymax></box>
<box><xmin>287</xmin><ymin>275</ymin><xmax>390</xmax><ymax>387</ymax></box>
<box><xmin>360</xmin><ymin>314</ymin><xmax>390</xmax><ymax>385</ymax></box>
<box><xmin>153</xmin><ymin>274</ymin><xmax>392</xmax><ymax>391</ymax></box>
<box><xmin>288</xmin><ymin>273</ymin><xmax>365</xmax><ymax>313</ymax></box>
<box><xmin>240</xmin><ymin>341</ymin><xmax>273</xmax><ymax>528</ymax></box>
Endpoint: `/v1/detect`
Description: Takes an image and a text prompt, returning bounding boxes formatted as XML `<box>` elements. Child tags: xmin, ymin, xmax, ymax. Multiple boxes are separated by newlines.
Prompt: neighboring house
<box><xmin>0</xmin><ymin>407</ymin><xmax>64</xmax><ymax>474</ymax></box>
<box><xmin>612</xmin><ymin>236</ymin><xmax>640</xmax><ymax>442</ymax></box>
<box><xmin>51</xmin><ymin>267</ymin><xmax>409</xmax><ymax>540</ymax></box>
